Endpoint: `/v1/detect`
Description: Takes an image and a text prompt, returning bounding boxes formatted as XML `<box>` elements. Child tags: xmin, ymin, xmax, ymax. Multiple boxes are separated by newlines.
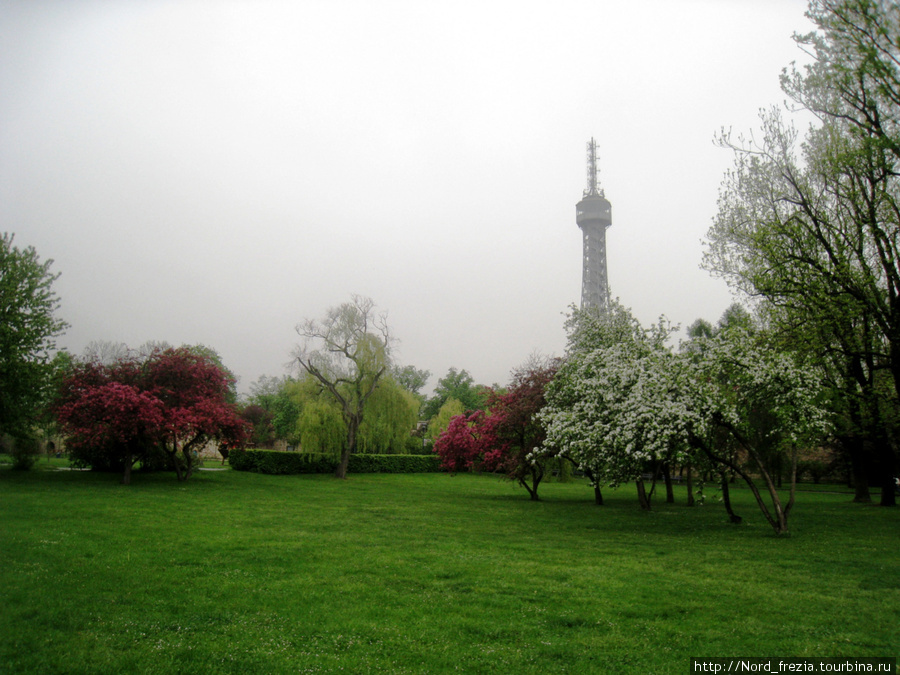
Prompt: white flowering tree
<box><xmin>683</xmin><ymin>329</ymin><xmax>831</xmax><ymax>534</ymax></box>
<box><xmin>536</xmin><ymin>303</ymin><xmax>830</xmax><ymax>534</ymax></box>
<box><xmin>536</xmin><ymin>302</ymin><xmax>690</xmax><ymax>510</ymax></box>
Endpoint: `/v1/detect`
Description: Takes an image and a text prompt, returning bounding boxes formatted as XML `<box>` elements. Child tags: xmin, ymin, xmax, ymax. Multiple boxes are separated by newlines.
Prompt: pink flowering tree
<box><xmin>56</xmin><ymin>381</ymin><xmax>165</xmax><ymax>485</ymax></box>
<box><xmin>435</xmin><ymin>358</ymin><xmax>559</xmax><ymax>500</ymax></box>
<box><xmin>433</xmin><ymin>411</ymin><xmax>484</xmax><ymax>473</ymax></box>
<box><xmin>55</xmin><ymin>346</ymin><xmax>248</xmax><ymax>484</ymax></box>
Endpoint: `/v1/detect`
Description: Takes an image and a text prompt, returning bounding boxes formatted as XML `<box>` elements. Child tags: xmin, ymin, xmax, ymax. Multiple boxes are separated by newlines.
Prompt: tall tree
<box><xmin>705</xmin><ymin>0</ymin><xmax>900</xmax><ymax>505</ymax></box>
<box><xmin>0</xmin><ymin>234</ymin><xmax>68</xmax><ymax>453</ymax></box>
<box><xmin>294</xmin><ymin>295</ymin><xmax>392</xmax><ymax>478</ymax></box>
<box><xmin>783</xmin><ymin>0</ymin><xmax>900</xmax><ymax>162</ymax></box>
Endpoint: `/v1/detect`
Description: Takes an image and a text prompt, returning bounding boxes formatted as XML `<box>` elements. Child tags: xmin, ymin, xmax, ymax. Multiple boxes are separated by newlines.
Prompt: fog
<box><xmin>0</xmin><ymin>1</ymin><xmax>812</xmax><ymax>394</ymax></box>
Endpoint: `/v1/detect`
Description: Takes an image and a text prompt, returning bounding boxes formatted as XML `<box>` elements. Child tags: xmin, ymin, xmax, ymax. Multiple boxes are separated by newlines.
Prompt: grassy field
<box><xmin>0</xmin><ymin>466</ymin><xmax>897</xmax><ymax>674</ymax></box>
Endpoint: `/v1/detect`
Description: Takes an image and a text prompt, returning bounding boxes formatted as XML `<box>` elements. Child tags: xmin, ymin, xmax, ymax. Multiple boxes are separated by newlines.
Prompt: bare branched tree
<box><xmin>82</xmin><ymin>340</ymin><xmax>132</xmax><ymax>365</ymax></box>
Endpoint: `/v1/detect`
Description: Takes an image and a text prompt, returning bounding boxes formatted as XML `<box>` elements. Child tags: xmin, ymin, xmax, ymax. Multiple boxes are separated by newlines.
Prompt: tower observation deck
<box><xmin>575</xmin><ymin>138</ymin><xmax>612</xmax><ymax>310</ymax></box>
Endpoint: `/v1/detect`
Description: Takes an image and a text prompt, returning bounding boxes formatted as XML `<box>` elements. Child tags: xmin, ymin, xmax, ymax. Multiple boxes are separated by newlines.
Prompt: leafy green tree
<box><xmin>391</xmin><ymin>364</ymin><xmax>431</xmax><ymax>398</ymax></box>
<box><xmin>247</xmin><ymin>374</ymin><xmax>284</xmax><ymax>411</ymax></box>
<box><xmin>426</xmin><ymin>397</ymin><xmax>465</xmax><ymax>445</ymax></box>
<box><xmin>422</xmin><ymin>367</ymin><xmax>487</xmax><ymax>420</ymax></box>
<box><xmin>243</xmin><ymin>374</ymin><xmax>295</xmax><ymax>448</ymax></box>
<box><xmin>705</xmin><ymin>0</ymin><xmax>900</xmax><ymax>504</ymax></box>
<box><xmin>273</xmin><ymin>372</ymin><xmax>415</xmax><ymax>457</ymax></box>
<box><xmin>271</xmin><ymin>377</ymin><xmax>306</xmax><ymax>446</ymax></box>
<box><xmin>0</xmin><ymin>233</ymin><xmax>68</xmax><ymax>460</ymax></box>
<box><xmin>685</xmin><ymin>318</ymin><xmax>715</xmax><ymax>342</ymax></box>
<box><xmin>294</xmin><ymin>295</ymin><xmax>393</xmax><ymax>478</ymax></box>
<box><xmin>782</xmin><ymin>0</ymin><xmax>900</xmax><ymax>162</ymax></box>
<box><xmin>241</xmin><ymin>404</ymin><xmax>275</xmax><ymax>448</ymax></box>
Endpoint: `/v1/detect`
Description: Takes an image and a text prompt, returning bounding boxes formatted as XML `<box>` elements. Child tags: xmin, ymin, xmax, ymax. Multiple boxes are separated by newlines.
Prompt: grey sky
<box><xmin>1</xmin><ymin>0</ymin><xmax>812</xmax><ymax>395</ymax></box>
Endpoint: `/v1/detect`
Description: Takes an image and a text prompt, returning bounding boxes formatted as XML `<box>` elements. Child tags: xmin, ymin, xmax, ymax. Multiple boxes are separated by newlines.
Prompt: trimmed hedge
<box><xmin>228</xmin><ymin>449</ymin><xmax>334</xmax><ymax>474</ymax></box>
<box><xmin>228</xmin><ymin>448</ymin><xmax>441</xmax><ymax>475</ymax></box>
<box><xmin>348</xmin><ymin>453</ymin><xmax>441</xmax><ymax>474</ymax></box>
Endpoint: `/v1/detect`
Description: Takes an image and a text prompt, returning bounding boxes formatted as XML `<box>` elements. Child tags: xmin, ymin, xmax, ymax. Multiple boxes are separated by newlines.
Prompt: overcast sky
<box><xmin>1</xmin><ymin>0</ymin><xmax>813</xmax><ymax>396</ymax></box>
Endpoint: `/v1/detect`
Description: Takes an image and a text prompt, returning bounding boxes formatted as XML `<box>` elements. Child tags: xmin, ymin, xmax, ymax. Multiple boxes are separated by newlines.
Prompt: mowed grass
<box><xmin>0</xmin><ymin>468</ymin><xmax>897</xmax><ymax>674</ymax></box>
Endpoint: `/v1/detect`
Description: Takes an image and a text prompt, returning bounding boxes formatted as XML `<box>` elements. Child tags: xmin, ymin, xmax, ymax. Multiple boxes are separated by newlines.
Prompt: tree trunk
<box><xmin>583</xmin><ymin>468</ymin><xmax>604</xmax><ymax>505</ymax></box>
<box><xmin>876</xmin><ymin>435</ymin><xmax>897</xmax><ymax>507</ymax></box>
<box><xmin>521</xmin><ymin>480</ymin><xmax>540</xmax><ymax>501</ymax></box>
<box><xmin>335</xmin><ymin>418</ymin><xmax>358</xmax><ymax>479</ymax></box>
<box><xmin>740</xmin><ymin>441</ymin><xmax>790</xmax><ymax>534</ymax></box>
<box><xmin>850</xmin><ymin>450</ymin><xmax>872</xmax><ymax>503</ymax></box>
<box><xmin>180</xmin><ymin>447</ymin><xmax>195</xmax><ymax>482</ymax></box>
<box><xmin>169</xmin><ymin>440</ymin><xmax>185</xmax><ymax>482</ymax></box>
<box><xmin>692</xmin><ymin>428</ymin><xmax>788</xmax><ymax>535</ymax></box>
<box><xmin>663</xmin><ymin>463</ymin><xmax>674</xmax><ymax>504</ymax></box>
<box><xmin>518</xmin><ymin>464</ymin><xmax>543</xmax><ymax>501</ymax></box>
<box><xmin>636</xmin><ymin>479</ymin><xmax>651</xmax><ymax>511</ymax></box>
<box><xmin>335</xmin><ymin>448</ymin><xmax>351</xmax><ymax>479</ymax></box>
<box><xmin>744</xmin><ymin>448</ymin><xmax>789</xmax><ymax>534</ymax></box>
<box><xmin>784</xmin><ymin>444</ymin><xmax>799</xmax><ymax>523</ymax></box>
<box><xmin>686</xmin><ymin>463</ymin><xmax>695</xmax><ymax>507</ymax></box>
<box><xmin>719</xmin><ymin>471</ymin><xmax>742</xmax><ymax>524</ymax></box>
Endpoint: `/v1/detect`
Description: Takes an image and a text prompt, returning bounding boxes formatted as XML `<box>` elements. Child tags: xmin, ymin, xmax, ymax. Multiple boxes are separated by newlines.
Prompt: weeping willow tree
<box><xmin>279</xmin><ymin>370</ymin><xmax>420</xmax><ymax>459</ymax></box>
<box><xmin>297</xmin><ymin>398</ymin><xmax>345</xmax><ymax>457</ymax></box>
<box><xmin>357</xmin><ymin>377</ymin><xmax>420</xmax><ymax>454</ymax></box>
<box><xmin>294</xmin><ymin>295</ymin><xmax>393</xmax><ymax>478</ymax></box>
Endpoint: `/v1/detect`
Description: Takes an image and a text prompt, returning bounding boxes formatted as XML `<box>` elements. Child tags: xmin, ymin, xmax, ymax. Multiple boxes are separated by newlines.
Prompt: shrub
<box><xmin>227</xmin><ymin>447</ymin><xmax>255</xmax><ymax>471</ymax></box>
<box><xmin>404</xmin><ymin>435</ymin><xmax>432</xmax><ymax>455</ymax></box>
<box><xmin>7</xmin><ymin>435</ymin><xmax>40</xmax><ymax>471</ymax></box>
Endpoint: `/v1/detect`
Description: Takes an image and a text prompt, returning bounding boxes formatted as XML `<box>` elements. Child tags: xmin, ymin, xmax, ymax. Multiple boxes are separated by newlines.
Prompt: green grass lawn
<box><xmin>1</xmin><ymin>467</ymin><xmax>897</xmax><ymax>674</ymax></box>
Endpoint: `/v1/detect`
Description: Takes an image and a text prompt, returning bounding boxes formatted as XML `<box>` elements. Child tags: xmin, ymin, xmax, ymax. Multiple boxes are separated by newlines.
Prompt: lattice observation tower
<box><xmin>575</xmin><ymin>138</ymin><xmax>612</xmax><ymax>310</ymax></box>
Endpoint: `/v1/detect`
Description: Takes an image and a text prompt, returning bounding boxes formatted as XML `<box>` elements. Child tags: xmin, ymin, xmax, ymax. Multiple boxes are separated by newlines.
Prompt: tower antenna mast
<box><xmin>584</xmin><ymin>137</ymin><xmax>604</xmax><ymax>198</ymax></box>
